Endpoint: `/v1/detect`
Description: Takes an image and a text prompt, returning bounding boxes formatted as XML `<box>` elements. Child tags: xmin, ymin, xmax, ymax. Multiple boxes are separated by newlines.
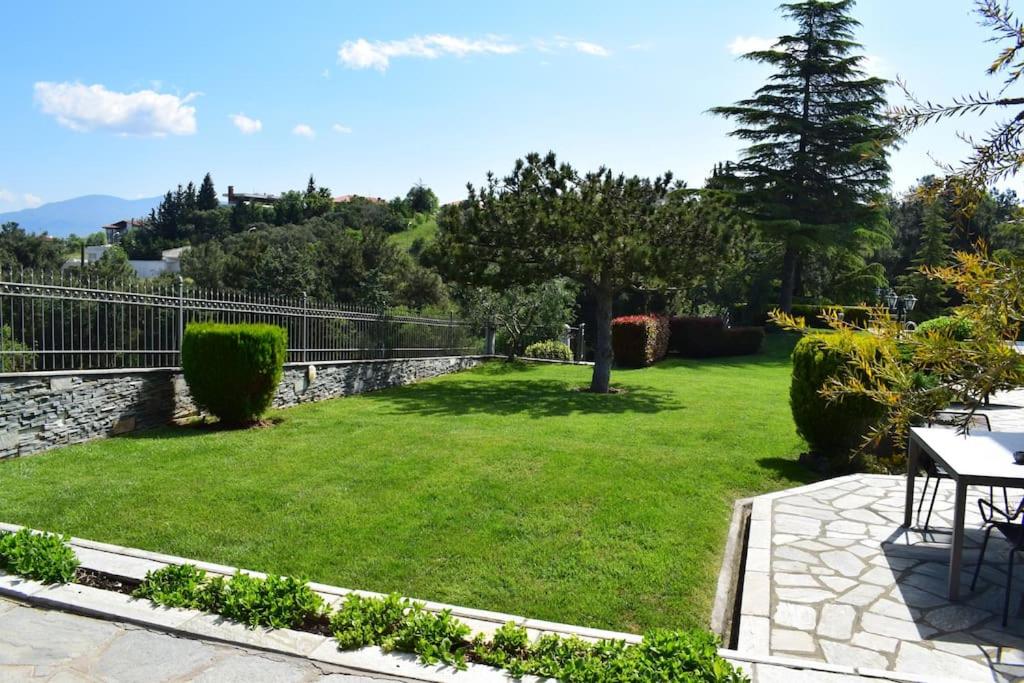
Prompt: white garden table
<box><xmin>904</xmin><ymin>427</ymin><xmax>1024</xmax><ymax>600</ymax></box>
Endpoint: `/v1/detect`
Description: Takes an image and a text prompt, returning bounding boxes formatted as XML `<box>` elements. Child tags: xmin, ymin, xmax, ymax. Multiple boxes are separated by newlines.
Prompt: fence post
<box><xmin>577</xmin><ymin>323</ymin><xmax>586</xmax><ymax>362</ymax></box>
<box><xmin>449</xmin><ymin>311</ymin><xmax>455</xmax><ymax>355</ymax></box>
<box><xmin>302</xmin><ymin>291</ymin><xmax>308</xmax><ymax>363</ymax></box>
<box><xmin>176</xmin><ymin>275</ymin><xmax>184</xmax><ymax>366</ymax></box>
<box><xmin>484</xmin><ymin>321</ymin><xmax>496</xmax><ymax>356</ymax></box>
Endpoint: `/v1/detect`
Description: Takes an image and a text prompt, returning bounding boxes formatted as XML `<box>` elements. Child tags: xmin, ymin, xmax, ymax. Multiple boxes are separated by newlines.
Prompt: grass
<box><xmin>0</xmin><ymin>334</ymin><xmax>809</xmax><ymax>633</ymax></box>
<box><xmin>389</xmin><ymin>214</ymin><xmax>437</xmax><ymax>253</ymax></box>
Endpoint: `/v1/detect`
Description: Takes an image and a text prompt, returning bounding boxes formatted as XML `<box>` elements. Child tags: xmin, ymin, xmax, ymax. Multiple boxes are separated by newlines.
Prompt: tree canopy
<box><xmin>712</xmin><ymin>0</ymin><xmax>894</xmax><ymax>311</ymax></box>
<box><xmin>429</xmin><ymin>151</ymin><xmax>743</xmax><ymax>392</ymax></box>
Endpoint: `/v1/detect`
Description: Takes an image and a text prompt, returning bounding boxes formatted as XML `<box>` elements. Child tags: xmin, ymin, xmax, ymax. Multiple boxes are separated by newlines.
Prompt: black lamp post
<box><xmin>875</xmin><ymin>287</ymin><xmax>917</xmax><ymax>327</ymax></box>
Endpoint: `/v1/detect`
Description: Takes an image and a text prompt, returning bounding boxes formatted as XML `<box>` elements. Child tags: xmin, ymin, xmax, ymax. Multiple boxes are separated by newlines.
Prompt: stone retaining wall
<box><xmin>0</xmin><ymin>356</ymin><xmax>484</xmax><ymax>459</ymax></box>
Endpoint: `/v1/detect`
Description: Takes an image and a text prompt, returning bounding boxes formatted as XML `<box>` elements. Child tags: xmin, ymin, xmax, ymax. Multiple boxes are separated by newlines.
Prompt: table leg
<box><xmin>904</xmin><ymin>438</ymin><xmax>919</xmax><ymax>528</ymax></box>
<box><xmin>948</xmin><ymin>479</ymin><xmax>968</xmax><ymax>601</ymax></box>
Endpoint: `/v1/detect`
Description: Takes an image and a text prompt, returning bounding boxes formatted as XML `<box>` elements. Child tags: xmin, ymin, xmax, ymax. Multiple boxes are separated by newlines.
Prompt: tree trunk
<box><xmin>590</xmin><ymin>286</ymin><xmax>614</xmax><ymax>393</ymax></box>
<box><xmin>779</xmin><ymin>245</ymin><xmax>799</xmax><ymax>313</ymax></box>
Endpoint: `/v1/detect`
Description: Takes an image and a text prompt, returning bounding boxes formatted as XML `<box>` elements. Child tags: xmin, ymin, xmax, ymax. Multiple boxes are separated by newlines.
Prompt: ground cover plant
<box><xmin>0</xmin><ymin>528</ymin><xmax>79</xmax><ymax>584</ymax></box>
<box><xmin>132</xmin><ymin>566</ymin><xmax>746</xmax><ymax>681</ymax></box>
<box><xmin>0</xmin><ymin>334</ymin><xmax>807</xmax><ymax>633</ymax></box>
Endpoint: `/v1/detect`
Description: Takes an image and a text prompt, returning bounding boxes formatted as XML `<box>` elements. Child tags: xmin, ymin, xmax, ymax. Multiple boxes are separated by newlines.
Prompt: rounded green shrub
<box><xmin>916</xmin><ymin>315</ymin><xmax>974</xmax><ymax>341</ymax></box>
<box><xmin>523</xmin><ymin>340</ymin><xmax>573</xmax><ymax>362</ymax></box>
<box><xmin>790</xmin><ymin>333</ymin><xmax>889</xmax><ymax>457</ymax></box>
<box><xmin>181</xmin><ymin>322</ymin><xmax>287</xmax><ymax>426</ymax></box>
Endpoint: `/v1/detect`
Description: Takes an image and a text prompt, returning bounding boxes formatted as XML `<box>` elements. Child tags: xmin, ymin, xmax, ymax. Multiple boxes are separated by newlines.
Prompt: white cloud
<box><xmin>573</xmin><ymin>41</ymin><xmax>610</xmax><ymax>57</ymax></box>
<box><xmin>0</xmin><ymin>189</ymin><xmax>43</xmax><ymax>210</ymax></box>
<box><xmin>33</xmin><ymin>81</ymin><xmax>198</xmax><ymax>136</ymax></box>
<box><xmin>727</xmin><ymin>35</ymin><xmax>777</xmax><ymax>56</ymax></box>
<box><xmin>292</xmin><ymin>123</ymin><xmax>315</xmax><ymax>138</ymax></box>
<box><xmin>338</xmin><ymin>34</ymin><xmax>520</xmax><ymax>71</ymax></box>
<box><xmin>229</xmin><ymin>113</ymin><xmax>262</xmax><ymax>134</ymax></box>
<box><xmin>332</xmin><ymin>123</ymin><xmax>352</xmax><ymax>134</ymax></box>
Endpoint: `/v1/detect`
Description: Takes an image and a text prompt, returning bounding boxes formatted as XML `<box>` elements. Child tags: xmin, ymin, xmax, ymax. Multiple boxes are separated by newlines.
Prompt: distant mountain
<box><xmin>0</xmin><ymin>195</ymin><xmax>162</xmax><ymax>237</ymax></box>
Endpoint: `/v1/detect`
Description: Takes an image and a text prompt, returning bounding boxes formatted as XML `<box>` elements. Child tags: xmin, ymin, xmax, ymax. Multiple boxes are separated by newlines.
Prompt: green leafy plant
<box><xmin>523</xmin><ymin>340</ymin><xmax>573</xmax><ymax>362</ymax></box>
<box><xmin>331</xmin><ymin>593</ymin><xmax>746</xmax><ymax>681</ymax></box>
<box><xmin>215</xmin><ymin>572</ymin><xmax>325</xmax><ymax>629</ymax></box>
<box><xmin>0</xmin><ymin>529</ymin><xmax>79</xmax><ymax>584</ymax></box>
<box><xmin>330</xmin><ymin>592</ymin><xmax>409</xmax><ymax>649</ymax></box>
<box><xmin>132</xmin><ymin>563</ymin><xmax>207</xmax><ymax>608</ymax></box>
<box><xmin>134</xmin><ymin>564</ymin><xmax>324</xmax><ymax>630</ymax></box>
<box><xmin>180</xmin><ymin>322</ymin><xmax>287</xmax><ymax>426</ymax></box>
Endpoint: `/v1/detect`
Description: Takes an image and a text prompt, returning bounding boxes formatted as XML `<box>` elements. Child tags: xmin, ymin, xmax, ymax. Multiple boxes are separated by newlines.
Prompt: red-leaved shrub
<box><xmin>612</xmin><ymin>314</ymin><xmax>670</xmax><ymax>367</ymax></box>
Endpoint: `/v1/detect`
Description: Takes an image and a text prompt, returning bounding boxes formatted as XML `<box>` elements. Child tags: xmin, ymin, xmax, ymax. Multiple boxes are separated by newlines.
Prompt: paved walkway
<box><xmin>741</xmin><ymin>474</ymin><xmax>1024</xmax><ymax>682</ymax></box>
<box><xmin>0</xmin><ymin>596</ymin><xmax>402</xmax><ymax>682</ymax></box>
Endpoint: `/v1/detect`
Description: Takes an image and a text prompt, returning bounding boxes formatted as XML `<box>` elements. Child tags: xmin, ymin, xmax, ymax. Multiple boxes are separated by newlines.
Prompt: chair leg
<box><xmin>917</xmin><ymin>473</ymin><xmax>932</xmax><ymax>528</ymax></box>
<box><xmin>1004</xmin><ymin>550</ymin><xmax>1015</xmax><ymax>627</ymax></box>
<box><xmin>924</xmin><ymin>477</ymin><xmax>941</xmax><ymax>531</ymax></box>
<box><xmin>972</xmin><ymin>524</ymin><xmax>994</xmax><ymax>592</ymax></box>
<box><xmin>1004</xmin><ymin>487</ymin><xmax>1012</xmax><ymax>517</ymax></box>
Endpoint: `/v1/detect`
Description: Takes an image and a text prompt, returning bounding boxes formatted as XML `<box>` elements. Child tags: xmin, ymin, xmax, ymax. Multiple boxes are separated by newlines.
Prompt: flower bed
<box><xmin>0</xmin><ymin>528</ymin><xmax>748</xmax><ymax>682</ymax></box>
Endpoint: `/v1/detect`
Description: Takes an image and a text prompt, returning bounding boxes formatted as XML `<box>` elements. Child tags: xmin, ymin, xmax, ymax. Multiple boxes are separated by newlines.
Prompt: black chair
<box><xmin>971</xmin><ymin>497</ymin><xmax>1024</xmax><ymax>625</ymax></box>
<box><xmin>917</xmin><ymin>411</ymin><xmax>1006</xmax><ymax>531</ymax></box>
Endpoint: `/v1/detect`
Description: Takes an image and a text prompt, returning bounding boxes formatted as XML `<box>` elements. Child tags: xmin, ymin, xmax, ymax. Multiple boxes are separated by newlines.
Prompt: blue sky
<box><xmin>0</xmin><ymin>1</ymin><xmax>1014</xmax><ymax>211</ymax></box>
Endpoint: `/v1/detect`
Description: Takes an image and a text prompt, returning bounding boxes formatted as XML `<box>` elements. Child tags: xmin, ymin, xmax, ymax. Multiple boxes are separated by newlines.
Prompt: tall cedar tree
<box><xmin>712</xmin><ymin>0</ymin><xmax>893</xmax><ymax>311</ymax></box>
<box><xmin>898</xmin><ymin>198</ymin><xmax>950</xmax><ymax>317</ymax></box>
<box><xmin>197</xmin><ymin>173</ymin><xmax>218</xmax><ymax>210</ymax></box>
<box><xmin>430</xmin><ymin>152</ymin><xmax>742</xmax><ymax>393</ymax></box>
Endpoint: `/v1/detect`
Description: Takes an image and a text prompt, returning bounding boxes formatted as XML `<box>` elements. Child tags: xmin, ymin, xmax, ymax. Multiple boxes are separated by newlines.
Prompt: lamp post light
<box><xmin>875</xmin><ymin>287</ymin><xmax>917</xmax><ymax>329</ymax></box>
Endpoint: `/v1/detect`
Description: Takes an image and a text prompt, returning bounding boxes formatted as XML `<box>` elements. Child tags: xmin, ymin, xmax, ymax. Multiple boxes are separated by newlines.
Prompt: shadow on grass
<box><xmin>755</xmin><ymin>456</ymin><xmax>819</xmax><ymax>484</ymax></box>
<box><xmin>363</xmin><ymin>377</ymin><xmax>679</xmax><ymax>418</ymax></box>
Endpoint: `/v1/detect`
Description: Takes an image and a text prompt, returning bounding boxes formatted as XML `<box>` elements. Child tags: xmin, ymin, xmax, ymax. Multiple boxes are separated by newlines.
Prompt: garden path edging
<box><xmin>0</xmin><ymin>521</ymin><xmax>925</xmax><ymax>682</ymax></box>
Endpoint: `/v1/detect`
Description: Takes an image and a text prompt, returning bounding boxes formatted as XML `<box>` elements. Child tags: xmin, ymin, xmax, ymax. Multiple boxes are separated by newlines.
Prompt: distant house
<box><xmin>129</xmin><ymin>247</ymin><xmax>189</xmax><ymax>278</ymax></box>
<box><xmin>102</xmin><ymin>219</ymin><xmax>143</xmax><ymax>243</ymax></box>
<box><xmin>223</xmin><ymin>186</ymin><xmax>278</xmax><ymax>206</ymax></box>
<box><xmin>62</xmin><ymin>245</ymin><xmax>189</xmax><ymax>279</ymax></box>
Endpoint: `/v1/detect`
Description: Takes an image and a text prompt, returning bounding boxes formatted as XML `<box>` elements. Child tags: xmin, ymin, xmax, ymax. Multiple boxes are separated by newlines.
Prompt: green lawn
<box><xmin>389</xmin><ymin>214</ymin><xmax>437</xmax><ymax>253</ymax></box>
<box><xmin>0</xmin><ymin>335</ymin><xmax>809</xmax><ymax>633</ymax></box>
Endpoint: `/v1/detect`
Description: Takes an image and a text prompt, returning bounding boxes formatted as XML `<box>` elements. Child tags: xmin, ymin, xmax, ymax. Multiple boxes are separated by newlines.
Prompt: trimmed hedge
<box><xmin>790</xmin><ymin>304</ymin><xmax>876</xmax><ymax>328</ymax></box>
<box><xmin>917</xmin><ymin>315</ymin><xmax>974</xmax><ymax>341</ymax></box>
<box><xmin>612</xmin><ymin>315</ymin><xmax>670</xmax><ymax>367</ymax></box>
<box><xmin>523</xmin><ymin>340</ymin><xmax>573</xmax><ymax>362</ymax></box>
<box><xmin>669</xmin><ymin>317</ymin><xmax>725</xmax><ymax>357</ymax></box>
<box><xmin>790</xmin><ymin>333</ymin><xmax>889</xmax><ymax>457</ymax></box>
<box><xmin>181</xmin><ymin>322</ymin><xmax>287</xmax><ymax>426</ymax></box>
<box><xmin>669</xmin><ymin>317</ymin><xmax>764</xmax><ymax>358</ymax></box>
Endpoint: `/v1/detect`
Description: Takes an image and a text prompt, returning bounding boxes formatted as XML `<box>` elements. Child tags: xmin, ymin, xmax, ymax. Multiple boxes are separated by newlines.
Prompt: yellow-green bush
<box><xmin>790</xmin><ymin>333</ymin><xmax>889</xmax><ymax>458</ymax></box>
<box><xmin>181</xmin><ymin>323</ymin><xmax>287</xmax><ymax>426</ymax></box>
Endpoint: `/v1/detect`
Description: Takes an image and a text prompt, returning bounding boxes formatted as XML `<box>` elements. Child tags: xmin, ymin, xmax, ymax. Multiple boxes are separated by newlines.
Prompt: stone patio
<box><xmin>739</xmin><ymin>473</ymin><xmax>1024</xmax><ymax>682</ymax></box>
<box><xmin>0</xmin><ymin>595</ymin><xmax>403</xmax><ymax>682</ymax></box>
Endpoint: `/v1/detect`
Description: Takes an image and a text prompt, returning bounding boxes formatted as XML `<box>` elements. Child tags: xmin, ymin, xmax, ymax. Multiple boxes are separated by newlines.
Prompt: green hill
<box><xmin>390</xmin><ymin>214</ymin><xmax>437</xmax><ymax>253</ymax></box>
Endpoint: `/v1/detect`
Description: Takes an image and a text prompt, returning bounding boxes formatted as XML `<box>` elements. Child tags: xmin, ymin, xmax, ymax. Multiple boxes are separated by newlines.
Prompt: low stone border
<box><xmin>0</xmin><ymin>521</ymin><xmax>941</xmax><ymax>682</ymax></box>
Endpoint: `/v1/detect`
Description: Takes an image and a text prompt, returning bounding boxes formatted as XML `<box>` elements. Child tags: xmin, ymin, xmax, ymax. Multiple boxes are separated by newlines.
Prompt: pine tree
<box><xmin>898</xmin><ymin>199</ymin><xmax>950</xmax><ymax>316</ymax></box>
<box><xmin>306</xmin><ymin>174</ymin><xmax>317</xmax><ymax>196</ymax></box>
<box><xmin>712</xmin><ymin>0</ymin><xmax>893</xmax><ymax>311</ymax></box>
<box><xmin>197</xmin><ymin>172</ymin><xmax>218</xmax><ymax>210</ymax></box>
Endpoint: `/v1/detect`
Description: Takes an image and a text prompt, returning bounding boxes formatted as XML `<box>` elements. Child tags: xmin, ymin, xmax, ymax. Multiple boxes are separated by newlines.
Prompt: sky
<box><xmin>0</xmin><ymin>1</ymin><xmax>1017</xmax><ymax>211</ymax></box>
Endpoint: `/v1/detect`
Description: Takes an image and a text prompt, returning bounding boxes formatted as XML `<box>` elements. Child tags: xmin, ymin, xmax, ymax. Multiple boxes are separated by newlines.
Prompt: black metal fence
<box><xmin>0</xmin><ymin>268</ymin><xmax>483</xmax><ymax>371</ymax></box>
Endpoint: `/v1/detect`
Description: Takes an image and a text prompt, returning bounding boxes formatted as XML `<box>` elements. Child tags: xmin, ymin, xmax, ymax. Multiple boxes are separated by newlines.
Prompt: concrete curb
<box><xmin>0</xmin><ymin>521</ymin><xmax>929</xmax><ymax>681</ymax></box>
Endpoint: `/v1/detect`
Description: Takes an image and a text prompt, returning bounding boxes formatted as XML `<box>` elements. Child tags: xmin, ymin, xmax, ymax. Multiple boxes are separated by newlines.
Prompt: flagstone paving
<box><xmin>0</xmin><ymin>596</ymin><xmax>404</xmax><ymax>682</ymax></box>
<box><xmin>740</xmin><ymin>473</ymin><xmax>1024</xmax><ymax>682</ymax></box>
